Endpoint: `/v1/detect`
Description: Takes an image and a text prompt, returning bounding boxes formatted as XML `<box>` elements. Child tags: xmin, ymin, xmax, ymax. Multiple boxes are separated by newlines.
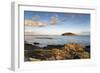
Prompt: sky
<box><xmin>24</xmin><ymin>11</ymin><xmax>90</xmax><ymax>35</ymax></box>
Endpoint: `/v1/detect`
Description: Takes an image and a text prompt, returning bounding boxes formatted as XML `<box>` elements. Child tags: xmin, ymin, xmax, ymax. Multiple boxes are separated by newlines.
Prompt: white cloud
<box><xmin>49</xmin><ymin>15</ymin><xmax>66</xmax><ymax>25</ymax></box>
<box><xmin>24</xmin><ymin>19</ymin><xmax>47</xmax><ymax>27</ymax></box>
<box><xmin>49</xmin><ymin>15</ymin><xmax>60</xmax><ymax>25</ymax></box>
<box><xmin>32</xmin><ymin>16</ymin><xmax>40</xmax><ymax>21</ymax></box>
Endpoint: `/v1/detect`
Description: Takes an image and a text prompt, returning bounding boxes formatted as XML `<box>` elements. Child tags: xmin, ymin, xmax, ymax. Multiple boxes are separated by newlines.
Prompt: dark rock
<box><xmin>34</xmin><ymin>42</ymin><xmax>40</xmax><ymax>45</ymax></box>
<box><xmin>24</xmin><ymin>42</ymin><xmax>41</xmax><ymax>50</ymax></box>
<box><xmin>84</xmin><ymin>45</ymin><xmax>90</xmax><ymax>53</ymax></box>
<box><xmin>43</xmin><ymin>45</ymin><xmax>64</xmax><ymax>49</ymax></box>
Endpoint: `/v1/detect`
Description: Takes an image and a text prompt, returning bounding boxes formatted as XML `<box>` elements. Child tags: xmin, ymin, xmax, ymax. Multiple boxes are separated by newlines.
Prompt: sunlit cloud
<box><xmin>79</xmin><ymin>32</ymin><xmax>90</xmax><ymax>35</ymax></box>
<box><xmin>49</xmin><ymin>15</ymin><xmax>60</xmax><ymax>25</ymax></box>
<box><xmin>49</xmin><ymin>14</ymin><xmax>68</xmax><ymax>25</ymax></box>
<box><xmin>25</xmin><ymin>19</ymin><xmax>47</xmax><ymax>27</ymax></box>
<box><xmin>32</xmin><ymin>15</ymin><xmax>40</xmax><ymax>21</ymax></box>
<box><xmin>24</xmin><ymin>11</ymin><xmax>90</xmax><ymax>35</ymax></box>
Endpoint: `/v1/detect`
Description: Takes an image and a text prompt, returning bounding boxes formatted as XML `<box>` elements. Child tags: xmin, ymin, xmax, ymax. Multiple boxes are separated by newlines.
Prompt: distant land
<box><xmin>62</xmin><ymin>32</ymin><xmax>77</xmax><ymax>36</ymax></box>
<box><xmin>25</xmin><ymin>31</ymin><xmax>90</xmax><ymax>36</ymax></box>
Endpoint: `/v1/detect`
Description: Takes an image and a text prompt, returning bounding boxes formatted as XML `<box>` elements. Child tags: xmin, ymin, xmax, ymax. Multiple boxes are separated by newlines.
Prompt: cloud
<box><xmin>49</xmin><ymin>14</ymin><xmax>67</xmax><ymax>25</ymax></box>
<box><xmin>24</xmin><ymin>19</ymin><xmax>47</xmax><ymax>27</ymax></box>
<box><xmin>80</xmin><ymin>32</ymin><xmax>90</xmax><ymax>35</ymax></box>
<box><xmin>32</xmin><ymin>16</ymin><xmax>40</xmax><ymax>21</ymax></box>
<box><xmin>49</xmin><ymin>15</ymin><xmax>60</xmax><ymax>25</ymax></box>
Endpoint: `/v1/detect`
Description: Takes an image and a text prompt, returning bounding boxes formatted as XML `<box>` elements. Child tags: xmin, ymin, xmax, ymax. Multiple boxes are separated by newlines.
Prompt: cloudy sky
<box><xmin>24</xmin><ymin>11</ymin><xmax>90</xmax><ymax>35</ymax></box>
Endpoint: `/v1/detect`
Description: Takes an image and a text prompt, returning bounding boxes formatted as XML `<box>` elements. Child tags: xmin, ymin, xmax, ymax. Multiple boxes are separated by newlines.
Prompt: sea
<box><xmin>25</xmin><ymin>35</ymin><xmax>90</xmax><ymax>47</ymax></box>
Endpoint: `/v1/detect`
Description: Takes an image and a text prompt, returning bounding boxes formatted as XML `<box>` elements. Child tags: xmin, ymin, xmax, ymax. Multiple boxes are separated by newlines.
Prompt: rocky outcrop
<box><xmin>25</xmin><ymin>42</ymin><xmax>90</xmax><ymax>61</ymax></box>
<box><xmin>51</xmin><ymin>43</ymin><xmax>90</xmax><ymax>60</ymax></box>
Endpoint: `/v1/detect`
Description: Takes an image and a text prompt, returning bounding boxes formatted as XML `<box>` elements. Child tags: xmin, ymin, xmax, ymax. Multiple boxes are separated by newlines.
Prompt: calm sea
<box><xmin>25</xmin><ymin>35</ymin><xmax>90</xmax><ymax>47</ymax></box>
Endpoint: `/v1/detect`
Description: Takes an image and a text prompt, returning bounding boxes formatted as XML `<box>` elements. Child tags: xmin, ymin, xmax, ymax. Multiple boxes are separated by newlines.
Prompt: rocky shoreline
<box><xmin>24</xmin><ymin>41</ymin><xmax>90</xmax><ymax>61</ymax></box>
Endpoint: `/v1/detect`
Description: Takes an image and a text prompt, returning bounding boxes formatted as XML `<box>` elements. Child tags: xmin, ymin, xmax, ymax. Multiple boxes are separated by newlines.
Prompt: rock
<box><xmin>43</xmin><ymin>45</ymin><xmax>64</xmax><ymax>49</ymax></box>
<box><xmin>29</xmin><ymin>57</ymin><xmax>40</xmax><ymax>61</ymax></box>
<box><xmin>51</xmin><ymin>49</ymin><xmax>61</xmax><ymax>60</ymax></box>
<box><xmin>64</xmin><ymin>44</ymin><xmax>76</xmax><ymax>52</ymax></box>
<box><xmin>51</xmin><ymin>48</ymin><xmax>65</xmax><ymax>60</ymax></box>
<box><xmin>77</xmin><ymin>48</ymin><xmax>84</xmax><ymax>52</ymax></box>
<box><xmin>47</xmin><ymin>56</ymin><xmax>55</xmax><ymax>60</ymax></box>
<box><xmin>51</xmin><ymin>48</ymin><xmax>72</xmax><ymax>60</ymax></box>
<box><xmin>63</xmin><ymin>43</ymin><xmax>89</xmax><ymax>59</ymax></box>
<box><xmin>34</xmin><ymin>42</ymin><xmax>40</xmax><ymax>45</ymax></box>
<box><xmin>76</xmin><ymin>51</ymin><xmax>90</xmax><ymax>59</ymax></box>
<box><xmin>25</xmin><ymin>42</ymin><xmax>90</xmax><ymax>61</ymax></box>
<box><xmin>84</xmin><ymin>45</ymin><xmax>90</xmax><ymax>53</ymax></box>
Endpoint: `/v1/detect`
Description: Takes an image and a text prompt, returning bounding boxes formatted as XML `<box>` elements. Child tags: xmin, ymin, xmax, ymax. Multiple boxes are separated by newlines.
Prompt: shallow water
<box><xmin>25</xmin><ymin>35</ymin><xmax>90</xmax><ymax>47</ymax></box>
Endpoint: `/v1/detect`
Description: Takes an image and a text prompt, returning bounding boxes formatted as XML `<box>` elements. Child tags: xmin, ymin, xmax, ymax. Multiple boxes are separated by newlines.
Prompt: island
<box><xmin>62</xmin><ymin>32</ymin><xmax>77</xmax><ymax>36</ymax></box>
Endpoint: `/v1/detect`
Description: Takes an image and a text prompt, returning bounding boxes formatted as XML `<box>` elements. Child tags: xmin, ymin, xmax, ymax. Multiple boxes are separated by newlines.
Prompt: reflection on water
<box><xmin>25</xmin><ymin>35</ymin><xmax>90</xmax><ymax>47</ymax></box>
